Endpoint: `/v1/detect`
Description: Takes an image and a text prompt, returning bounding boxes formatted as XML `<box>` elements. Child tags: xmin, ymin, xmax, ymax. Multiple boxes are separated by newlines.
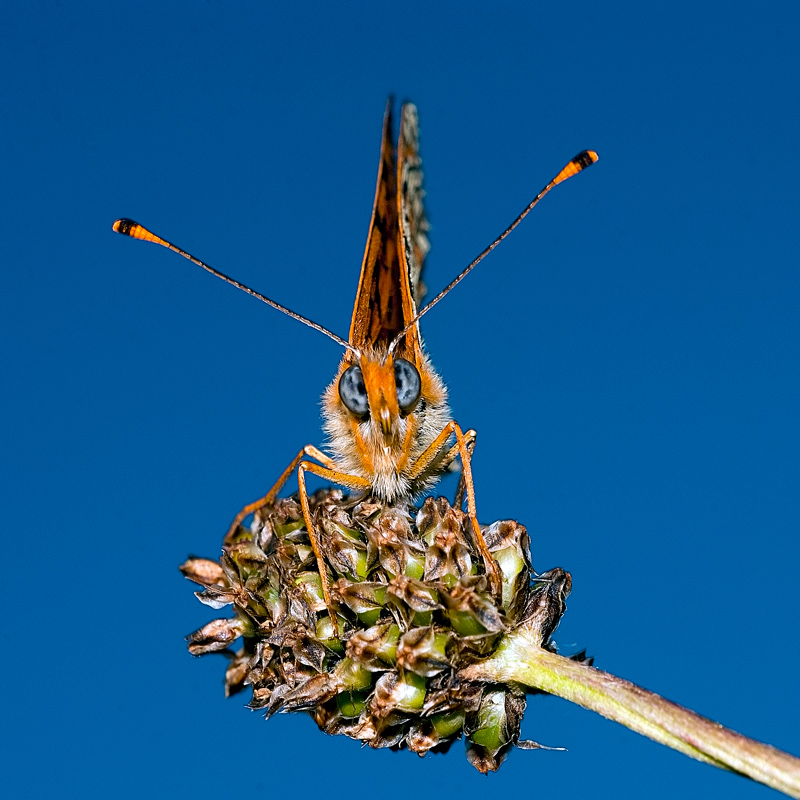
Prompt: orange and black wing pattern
<box><xmin>397</xmin><ymin>103</ymin><xmax>429</xmax><ymax>310</ymax></box>
<box><xmin>349</xmin><ymin>102</ymin><xmax>424</xmax><ymax>365</ymax></box>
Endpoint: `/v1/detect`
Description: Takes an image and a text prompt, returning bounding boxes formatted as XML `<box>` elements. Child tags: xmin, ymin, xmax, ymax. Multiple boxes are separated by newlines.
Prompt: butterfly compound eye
<box><xmin>339</xmin><ymin>365</ymin><xmax>370</xmax><ymax>418</ymax></box>
<box><xmin>394</xmin><ymin>358</ymin><xmax>421</xmax><ymax>412</ymax></box>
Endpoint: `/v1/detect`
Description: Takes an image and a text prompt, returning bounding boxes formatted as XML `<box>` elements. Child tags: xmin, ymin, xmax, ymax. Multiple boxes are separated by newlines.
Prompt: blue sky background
<box><xmin>2</xmin><ymin>2</ymin><xmax>798</xmax><ymax>798</ymax></box>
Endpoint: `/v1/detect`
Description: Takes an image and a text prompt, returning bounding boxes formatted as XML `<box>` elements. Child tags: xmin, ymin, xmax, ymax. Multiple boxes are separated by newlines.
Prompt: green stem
<box><xmin>460</xmin><ymin>626</ymin><xmax>800</xmax><ymax>798</ymax></box>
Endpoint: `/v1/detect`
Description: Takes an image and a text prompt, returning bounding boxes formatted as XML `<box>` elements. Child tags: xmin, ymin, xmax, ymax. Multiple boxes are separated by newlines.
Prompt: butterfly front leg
<box><xmin>408</xmin><ymin>426</ymin><xmax>477</xmax><ymax>510</ymax></box>
<box><xmin>224</xmin><ymin>444</ymin><xmax>338</xmax><ymax>543</ymax></box>
<box><xmin>225</xmin><ymin>445</ymin><xmax>371</xmax><ymax>636</ymax></box>
<box><xmin>408</xmin><ymin>422</ymin><xmax>501</xmax><ymax>597</ymax></box>
<box><xmin>296</xmin><ymin>461</ymin><xmax>371</xmax><ymax>635</ymax></box>
<box><xmin>439</xmin><ymin>429</ymin><xmax>476</xmax><ymax>511</ymax></box>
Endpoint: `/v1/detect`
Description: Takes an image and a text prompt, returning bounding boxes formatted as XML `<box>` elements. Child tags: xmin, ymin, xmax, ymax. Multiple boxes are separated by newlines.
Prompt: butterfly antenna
<box><xmin>112</xmin><ymin>219</ymin><xmax>360</xmax><ymax>356</ymax></box>
<box><xmin>388</xmin><ymin>150</ymin><xmax>598</xmax><ymax>355</ymax></box>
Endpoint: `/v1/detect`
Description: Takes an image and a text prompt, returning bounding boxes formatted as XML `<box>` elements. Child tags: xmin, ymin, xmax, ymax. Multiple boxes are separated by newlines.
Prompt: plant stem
<box><xmin>459</xmin><ymin>626</ymin><xmax>800</xmax><ymax>797</ymax></box>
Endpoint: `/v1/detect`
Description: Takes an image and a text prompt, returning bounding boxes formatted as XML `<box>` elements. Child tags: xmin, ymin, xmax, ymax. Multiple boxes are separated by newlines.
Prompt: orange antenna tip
<box><xmin>112</xmin><ymin>218</ymin><xmax>133</xmax><ymax>234</ymax></box>
<box><xmin>112</xmin><ymin>218</ymin><xmax>169</xmax><ymax>247</ymax></box>
<box><xmin>552</xmin><ymin>150</ymin><xmax>599</xmax><ymax>186</ymax></box>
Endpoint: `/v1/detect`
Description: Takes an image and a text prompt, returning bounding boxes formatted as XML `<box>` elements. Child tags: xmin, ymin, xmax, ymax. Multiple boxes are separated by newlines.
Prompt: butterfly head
<box><xmin>338</xmin><ymin>349</ymin><xmax>421</xmax><ymax>436</ymax></box>
<box><xmin>321</xmin><ymin>342</ymin><xmax>449</xmax><ymax>501</ymax></box>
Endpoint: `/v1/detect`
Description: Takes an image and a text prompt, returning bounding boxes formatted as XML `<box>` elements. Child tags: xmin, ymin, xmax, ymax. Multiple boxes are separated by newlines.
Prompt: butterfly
<box><xmin>113</xmin><ymin>101</ymin><xmax>596</xmax><ymax>631</ymax></box>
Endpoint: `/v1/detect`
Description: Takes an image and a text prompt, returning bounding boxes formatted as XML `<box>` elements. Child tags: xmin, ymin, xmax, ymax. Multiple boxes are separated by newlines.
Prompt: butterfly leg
<box><xmin>408</xmin><ymin>422</ymin><xmax>501</xmax><ymax>597</ymax></box>
<box><xmin>451</xmin><ymin>430</ymin><xmax>476</xmax><ymax>511</ymax></box>
<box><xmin>415</xmin><ymin>428</ymin><xmax>477</xmax><ymax>510</ymax></box>
<box><xmin>224</xmin><ymin>444</ymin><xmax>337</xmax><ymax>543</ymax></box>
<box><xmin>296</xmin><ymin>461</ymin><xmax>372</xmax><ymax>634</ymax></box>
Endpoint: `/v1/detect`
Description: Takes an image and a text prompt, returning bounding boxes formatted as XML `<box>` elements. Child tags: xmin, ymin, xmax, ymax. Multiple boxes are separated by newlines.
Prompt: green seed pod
<box><xmin>347</xmin><ymin>621</ymin><xmax>400</xmax><ymax>670</ymax></box>
<box><xmin>396</xmin><ymin>626</ymin><xmax>453</xmax><ymax>677</ymax></box>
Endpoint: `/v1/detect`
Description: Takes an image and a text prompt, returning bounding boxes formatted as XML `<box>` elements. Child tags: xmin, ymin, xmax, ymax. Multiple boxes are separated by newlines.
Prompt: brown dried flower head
<box><xmin>181</xmin><ymin>490</ymin><xmax>584</xmax><ymax>772</ymax></box>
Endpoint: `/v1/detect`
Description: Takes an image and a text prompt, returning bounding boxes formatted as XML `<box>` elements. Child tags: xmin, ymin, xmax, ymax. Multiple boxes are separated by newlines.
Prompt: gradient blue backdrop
<box><xmin>2</xmin><ymin>3</ymin><xmax>798</xmax><ymax>798</ymax></box>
